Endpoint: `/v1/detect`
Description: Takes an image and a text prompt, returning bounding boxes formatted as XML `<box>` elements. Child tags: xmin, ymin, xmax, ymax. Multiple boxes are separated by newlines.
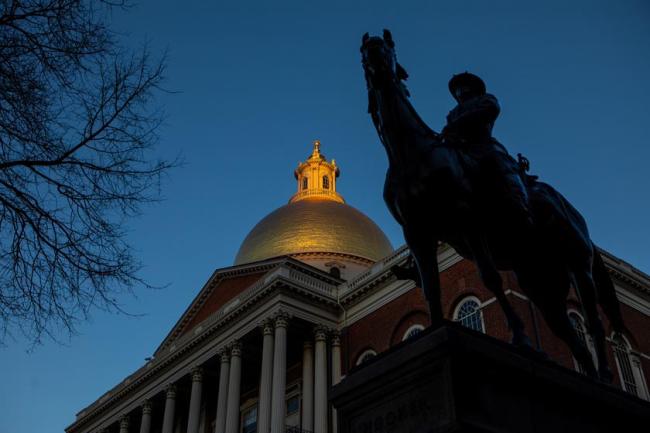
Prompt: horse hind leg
<box><xmin>404</xmin><ymin>229</ymin><xmax>443</xmax><ymax>327</ymax></box>
<box><xmin>486</xmin><ymin>269</ymin><xmax>533</xmax><ymax>348</ymax></box>
<box><xmin>573</xmin><ymin>269</ymin><xmax>613</xmax><ymax>382</ymax></box>
<box><xmin>470</xmin><ymin>237</ymin><xmax>531</xmax><ymax>347</ymax></box>
<box><xmin>540</xmin><ymin>301</ymin><xmax>599</xmax><ymax>379</ymax></box>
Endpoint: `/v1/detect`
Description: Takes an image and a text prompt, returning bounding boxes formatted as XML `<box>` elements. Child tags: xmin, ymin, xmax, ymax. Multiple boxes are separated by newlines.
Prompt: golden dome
<box><xmin>234</xmin><ymin>197</ymin><xmax>394</xmax><ymax>265</ymax></box>
<box><xmin>234</xmin><ymin>140</ymin><xmax>393</xmax><ymax>265</ymax></box>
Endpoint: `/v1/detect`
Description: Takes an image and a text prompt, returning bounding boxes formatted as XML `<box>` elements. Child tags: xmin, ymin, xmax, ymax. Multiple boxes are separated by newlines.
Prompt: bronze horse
<box><xmin>360</xmin><ymin>30</ymin><xmax>625</xmax><ymax>381</ymax></box>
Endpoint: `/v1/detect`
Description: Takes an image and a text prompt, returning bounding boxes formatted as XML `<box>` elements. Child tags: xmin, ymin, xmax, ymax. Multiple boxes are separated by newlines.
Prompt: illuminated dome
<box><xmin>234</xmin><ymin>198</ymin><xmax>393</xmax><ymax>264</ymax></box>
<box><xmin>234</xmin><ymin>141</ymin><xmax>393</xmax><ymax>269</ymax></box>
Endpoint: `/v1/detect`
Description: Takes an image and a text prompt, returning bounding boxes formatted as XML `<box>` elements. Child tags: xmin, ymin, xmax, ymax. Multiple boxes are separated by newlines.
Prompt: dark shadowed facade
<box><xmin>66</xmin><ymin>142</ymin><xmax>650</xmax><ymax>433</ymax></box>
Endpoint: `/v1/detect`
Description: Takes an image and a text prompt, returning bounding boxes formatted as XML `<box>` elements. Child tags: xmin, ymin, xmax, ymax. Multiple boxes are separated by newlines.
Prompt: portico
<box><xmin>70</xmin><ymin>259</ymin><xmax>344</xmax><ymax>433</ymax></box>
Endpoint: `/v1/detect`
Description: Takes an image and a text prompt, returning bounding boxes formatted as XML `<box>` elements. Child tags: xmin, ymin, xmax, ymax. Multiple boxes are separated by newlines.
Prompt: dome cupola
<box><xmin>291</xmin><ymin>140</ymin><xmax>343</xmax><ymax>204</ymax></box>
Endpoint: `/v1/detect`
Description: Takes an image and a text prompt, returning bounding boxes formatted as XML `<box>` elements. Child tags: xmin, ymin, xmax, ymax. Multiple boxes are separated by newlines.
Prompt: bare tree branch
<box><xmin>0</xmin><ymin>0</ymin><xmax>175</xmax><ymax>345</ymax></box>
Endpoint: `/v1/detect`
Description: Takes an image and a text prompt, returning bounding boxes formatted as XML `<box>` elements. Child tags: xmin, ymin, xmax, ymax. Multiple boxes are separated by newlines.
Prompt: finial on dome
<box><xmin>313</xmin><ymin>139</ymin><xmax>321</xmax><ymax>156</ymax></box>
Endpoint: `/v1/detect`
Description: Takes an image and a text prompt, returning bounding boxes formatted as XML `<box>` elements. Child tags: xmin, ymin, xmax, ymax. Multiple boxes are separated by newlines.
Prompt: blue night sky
<box><xmin>1</xmin><ymin>1</ymin><xmax>649</xmax><ymax>432</ymax></box>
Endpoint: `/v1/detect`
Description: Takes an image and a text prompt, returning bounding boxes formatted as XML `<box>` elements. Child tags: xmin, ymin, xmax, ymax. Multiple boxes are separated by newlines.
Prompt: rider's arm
<box><xmin>447</xmin><ymin>94</ymin><xmax>500</xmax><ymax>130</ymax></box>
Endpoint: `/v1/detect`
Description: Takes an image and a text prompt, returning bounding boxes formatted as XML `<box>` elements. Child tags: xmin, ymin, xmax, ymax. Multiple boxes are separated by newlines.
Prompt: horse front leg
<box><xmin>404</xmin><ymin>228</ymin><xmax>443</xmax><ymax>327</ymax></box>
<box><xmin>573</xmin><ymin>268</ymin><xmax>613</xmax><ymax>382</ymax></box>
<box><xmin>469</xmin><ymin>235</ymin><xmax>532</xmax><ymax>347</ymax></box>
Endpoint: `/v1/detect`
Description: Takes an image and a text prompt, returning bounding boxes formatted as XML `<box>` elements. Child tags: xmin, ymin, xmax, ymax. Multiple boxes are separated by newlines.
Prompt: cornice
<box><xmin>599</xmin><ymin>248</ymin><xmax>650</xmax><ymax>297</ymax></box>
<box><xmin>289</xmin><ymin>251</ymin><xmax>375</xmax><ymax>268</ymax></box>
<box><xmin>610</xmin><ymin>268</ymin><xmax>649</xmax><ymax>294</ymax></box>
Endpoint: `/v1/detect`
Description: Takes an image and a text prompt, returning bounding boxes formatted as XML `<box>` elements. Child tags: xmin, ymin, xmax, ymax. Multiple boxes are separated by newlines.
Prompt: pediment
<box><xmin>153</xmin><ymin>256</ymin><xmax>344</xmax><ymax>356</ymax></box>
<box><xmin>154</xmin><ymin>260</ymin><xmax>280</xmax><ymax>356</ymax></box>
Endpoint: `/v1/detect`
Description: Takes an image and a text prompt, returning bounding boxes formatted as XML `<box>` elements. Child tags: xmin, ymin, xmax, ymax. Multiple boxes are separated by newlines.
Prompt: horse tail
<box><xmin>592</xmin><ymin>243</ymin><xmax>627</xmax><ymax>335</ymax></box>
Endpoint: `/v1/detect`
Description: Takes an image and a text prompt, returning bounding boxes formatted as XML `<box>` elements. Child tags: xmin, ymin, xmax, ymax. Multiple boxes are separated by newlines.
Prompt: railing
<box><xmin>289</xmin><ymin>188</ymin><xmax>344</xmax><ymax>203</ymax></box>
<box><xmin>380</xmin><ymin>244</ymin><xmax>411</xmax><ymax>267</ymax></box>
<box><xmin>288</xmin><ymin>269</ymin><xmax>337</xmax><ymax>297</ymax></box>
<box><xmin>341</xmin><ymin>245</ymin><xmax>410</xmax><ymax>295</ymax></box>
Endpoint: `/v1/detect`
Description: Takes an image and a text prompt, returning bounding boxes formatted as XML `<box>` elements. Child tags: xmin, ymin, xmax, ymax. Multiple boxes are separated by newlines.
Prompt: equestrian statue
<box><xmin>360</xmin><ymin>30</ymin><xmax>626</xmax><ymax>382</ymax></box>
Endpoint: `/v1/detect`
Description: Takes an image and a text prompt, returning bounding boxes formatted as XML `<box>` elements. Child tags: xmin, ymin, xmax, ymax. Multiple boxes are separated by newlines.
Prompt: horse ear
<box><xmin>396</xmin><ymin>63</ymin><xmax>409</xmax><ymax>81</ymax></box>
<box><xmin>383</xmin><ymin>29</ymin><xmax>395</xmax><ymax>47</ymax></box>
<box><xmin>362</xmin><ymin>32</ymin><xmax>369</xmax><ymax>43</ymax></box>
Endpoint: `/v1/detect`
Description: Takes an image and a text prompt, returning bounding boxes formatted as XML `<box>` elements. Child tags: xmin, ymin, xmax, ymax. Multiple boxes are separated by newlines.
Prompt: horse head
<box><xmin>361</xmin><ymin>30</ymin><xmax>409</xmax><ymax>96</ymax></box>
<box><xmin>360</xmin><ymin>29</ymin><xmax>438</xmax><ymax>167</ymax></box>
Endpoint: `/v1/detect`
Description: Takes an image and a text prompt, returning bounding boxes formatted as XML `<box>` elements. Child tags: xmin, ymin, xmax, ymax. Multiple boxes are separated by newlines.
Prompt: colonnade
<box><xmin>100</xmin><ymin>314</ymin><xmax>340</xmax><ymax>433</ymax></box>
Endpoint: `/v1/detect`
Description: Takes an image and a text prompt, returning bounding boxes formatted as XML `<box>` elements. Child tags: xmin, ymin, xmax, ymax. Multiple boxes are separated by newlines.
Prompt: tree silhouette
<box><xmin>0</xmin><ymin>0</ymin><xmax>173</xmax><ymax>344</ymax></box>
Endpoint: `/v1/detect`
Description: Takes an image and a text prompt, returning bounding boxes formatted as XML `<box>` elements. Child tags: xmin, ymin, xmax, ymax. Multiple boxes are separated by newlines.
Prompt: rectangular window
<box><xmin>242</xmin><ymin>406</ymin><xmax>257</xmax><ymax>433</ymax></box>
<box><xmin>286</xmin><ymin>395</ymin><xmax>300</xmax><ymax>415</ymax></box>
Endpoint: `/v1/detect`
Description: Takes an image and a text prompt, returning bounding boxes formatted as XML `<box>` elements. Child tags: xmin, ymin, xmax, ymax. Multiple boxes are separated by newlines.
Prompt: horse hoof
<box><xmin>599</xmin><ymin>368</ymin><xmax>614</xmax><ymax>384</ymax></box>
<box><xmin>511</xmin><ymin>333</ymin><xmax>534</xmax><ymax>349</ymax></box>
<box><xmin>519</xmin><ymin>346</ymin><xmax>549</xmax><ymax>361</ymax></box>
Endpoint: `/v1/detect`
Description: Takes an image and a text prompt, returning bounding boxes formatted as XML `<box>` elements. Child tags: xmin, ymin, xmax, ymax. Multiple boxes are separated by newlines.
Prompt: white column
<box><xmin>258</xmin><ymin>320</ymin><xmax>275</xmax><ymax>433</ymax></box>
<box><xmin>270</xmin><ymin>313</ymin><xmax>289</xmax><ymax>433</ymax></box>
<box><xmin>120</xmin><ymin>415</ymin><xmax>130</xmax><ymax>433</ymax></box>
<box><xmin>215</xmin><ymin>349</ymin><xmax>230</xmax><ymax>433</ymax></box>
<box><xmin>139</xmin><ymin>400</ymin><xmax>152</xmax><ymax>433</ymax></box>
<box><xmin>161</xmin><ymin>385</ymin><xmax>176</xmax><ymax>433</ymax></box>
<box><xmin>301</xmin><ymin>341</ymin><xmax>314</xmax><ymax>432</ymax></box>
<box><xmin>187</xmin><ymin>367</ymin><xmax>204</xmax><ymax>433</ymax></box>
<box><xmin>331</xmin><ymin>332</ymin><xmax>342</xmax><ymax>433</ymax></box>
<box><xmin>314</xmin><ymin>326</ymin><xmax>328</xmax><ymax>433</ymax></box>
<box><xmin>225</xmin><ymin>341</ymin><xmax>243</xmax><ymax>433</ymax></box>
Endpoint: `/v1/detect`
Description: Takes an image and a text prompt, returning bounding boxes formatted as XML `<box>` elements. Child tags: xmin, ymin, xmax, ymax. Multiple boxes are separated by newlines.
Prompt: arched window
<box><xmin>612</xmin><ymin>334</ymin><xmax>649</xmax><ymax>399</ymax></box>
<box><xmin>356</xmin><ymin>349</ymin><xmax>377</xmax><ymax>366</ymax></box>
<box><xmin>402</xmin><ymin>324</ymin><xmax>425</xmax><ymax>341</ymax></box>
<box><xmin>323</xmin><ymin>175</ymin><xmax>329</xmax><ymax>189</ymax></box>
<box><xmin>453</xmin><ymin>297</ymin><xmax>485</xmax><ymax>333</ymax></box>
<box><xmin>329</xmin><ymin>266</ymin><xmax>341</xmax><ymax>279</ymax></box>
<box><xmin>568</xmin><ymin>311</ymin><xmax>596</xmax><ymax>374</ymax></box>
<box><xmin>302</xmin><ymin>177</ymin><xmax>308</xmax><ymax>190</ymax></box>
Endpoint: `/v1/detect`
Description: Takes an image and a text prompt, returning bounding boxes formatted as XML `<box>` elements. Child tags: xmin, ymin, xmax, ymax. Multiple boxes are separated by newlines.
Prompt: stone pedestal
<box><xmin>331</xmin><ymin>323</ymin><xmax>650</xmax><ymax>433</ymax></box>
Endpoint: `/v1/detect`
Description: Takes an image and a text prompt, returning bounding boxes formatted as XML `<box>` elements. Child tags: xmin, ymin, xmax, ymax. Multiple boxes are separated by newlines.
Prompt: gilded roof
<box><xmin>234</xmin><ymin>197</ymin><xmax>393</xmax><ymax>265</ymax></box>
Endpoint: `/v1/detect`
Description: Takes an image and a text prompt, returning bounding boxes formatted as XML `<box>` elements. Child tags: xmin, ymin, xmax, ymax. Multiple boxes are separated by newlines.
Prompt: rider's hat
<box><xmin>448</xmin><ymin>72</ymin><xmax>486</xmax><ymax>97</ymax></box>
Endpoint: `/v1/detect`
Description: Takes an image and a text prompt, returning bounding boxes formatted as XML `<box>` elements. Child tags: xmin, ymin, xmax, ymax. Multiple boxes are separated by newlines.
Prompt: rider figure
<box><xmin>442</xmin><ymin>72</ymin><xmax>532</xmax><ymax>225</ymax></box>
